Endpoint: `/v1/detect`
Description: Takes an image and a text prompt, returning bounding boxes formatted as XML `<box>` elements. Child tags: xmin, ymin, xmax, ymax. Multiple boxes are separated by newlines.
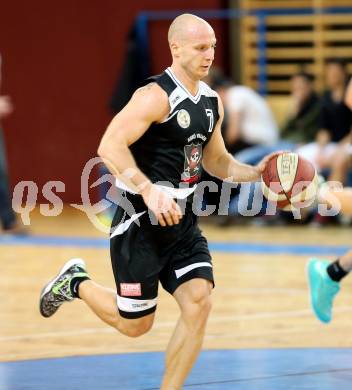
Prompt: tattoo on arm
<box><xmin>135</xmin><ymin>82</ymin><xmax>155</xmax><ymax>94</ymax></box>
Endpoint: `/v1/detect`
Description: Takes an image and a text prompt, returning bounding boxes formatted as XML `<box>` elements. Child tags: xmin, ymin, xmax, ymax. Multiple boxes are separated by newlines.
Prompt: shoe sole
<box><xmin>39</xmin><ymin>258</ymin><xmax>86</xmax><ymax>318</ymax></box>
<box><xmin>306</xmin><ymin>259</ymin><xmax>330</xmax><ymax>324</ymax></box>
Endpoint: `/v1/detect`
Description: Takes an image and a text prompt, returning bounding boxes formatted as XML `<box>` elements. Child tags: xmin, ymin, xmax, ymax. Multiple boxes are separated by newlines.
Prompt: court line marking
<box><xmin>1</xmin><ymin>306</ymin><xmax>352</xmax><ymax>344</ymax></box>
<box><xmin>0</xmin><ymin>347</ymin><xmax>108</xmax><ymax>362</ymax></box>
<box><xmin>0</xmin><ymin>234</ymin><xmax>349</xmax><ymax>255</ymax></box>
<box><xmin>206</xmin><ymin>326</ymin><xmax>337</xmax><ymax>339</ymax></box>
<box><xmin>144</xmin><ymin>366</ymin><xmax>352</xmax><ymax>389</ymax></box>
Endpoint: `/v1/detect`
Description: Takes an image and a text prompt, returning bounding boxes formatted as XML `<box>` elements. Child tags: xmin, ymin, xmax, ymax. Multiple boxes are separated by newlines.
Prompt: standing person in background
<box><xmin>0</xmin><ymin>53</ymin><xmax>22</xmax><ymax>234</ymax></box>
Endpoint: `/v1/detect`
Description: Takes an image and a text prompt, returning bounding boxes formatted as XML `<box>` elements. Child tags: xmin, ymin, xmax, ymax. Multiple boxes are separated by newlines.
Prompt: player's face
<box><xmin>179</xmin><ymin>29</ymin><xmax>216</xmax><ymax>80</ymax></box>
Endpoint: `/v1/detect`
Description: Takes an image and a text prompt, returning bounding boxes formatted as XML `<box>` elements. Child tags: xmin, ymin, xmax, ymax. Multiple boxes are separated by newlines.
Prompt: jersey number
<box><xmin>205</xmin><ymin>109</ymin><xmax>214</xmax><ymax>133</ymax></box>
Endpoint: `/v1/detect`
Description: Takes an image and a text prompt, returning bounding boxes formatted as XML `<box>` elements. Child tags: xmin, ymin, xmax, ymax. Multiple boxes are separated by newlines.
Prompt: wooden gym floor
<box><xmin>0</xmin><ymin>208</ymin><xmax>351</xmax><ymax>389</ymax></box>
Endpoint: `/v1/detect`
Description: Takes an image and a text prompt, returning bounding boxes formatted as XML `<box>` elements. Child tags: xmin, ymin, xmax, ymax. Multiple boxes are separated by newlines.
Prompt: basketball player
<box><xmin>307</xmin><ymin>76</ymin><xmax>352</xmax><ymax>324</ymax></box>
<box><xmin>308</xmin><ymin>249</ymin><xmax>352</xmax><ymax>324</ymax></box>
<box><xmin>39</xmin><ymin>14</ymin><xmax>278</xmax><ymax>389</ymax></box>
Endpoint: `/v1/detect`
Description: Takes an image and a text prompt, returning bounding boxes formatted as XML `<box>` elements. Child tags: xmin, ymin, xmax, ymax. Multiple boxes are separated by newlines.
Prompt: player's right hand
<box><xmin>140</xmin><ymin>183</ymin><xmax>183</xmax><ymax>226</ymax></box>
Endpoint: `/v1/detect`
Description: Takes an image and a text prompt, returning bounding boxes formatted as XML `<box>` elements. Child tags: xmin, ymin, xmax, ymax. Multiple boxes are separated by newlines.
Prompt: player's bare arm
<box><xmin>202</xmin><ymin>97</ymin><xmax>278</xmax><ymax>182</ymax></box>
<box><xmin>98</xmin><ymin>82</ymin><xmax>182</xmax><ymax>226</ymax></box>
<box><xmin>98</xmin><ymin>82</ymin><xmax>166</xmax><ymax>190</ymax></box>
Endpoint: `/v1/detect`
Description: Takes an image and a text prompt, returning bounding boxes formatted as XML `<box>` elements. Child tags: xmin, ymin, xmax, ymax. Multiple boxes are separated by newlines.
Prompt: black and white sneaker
<box><xmin>39</xmin><ymin>258</ymin><xmax>88</xmax><ymax>318</ymax></box>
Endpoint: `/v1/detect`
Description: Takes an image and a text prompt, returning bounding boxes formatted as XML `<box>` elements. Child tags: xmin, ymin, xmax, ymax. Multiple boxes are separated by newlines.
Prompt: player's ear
<box><xmin>170</xmin><ymin>42</ymin><xmax>181</xmax><ymax>58</ymax></box>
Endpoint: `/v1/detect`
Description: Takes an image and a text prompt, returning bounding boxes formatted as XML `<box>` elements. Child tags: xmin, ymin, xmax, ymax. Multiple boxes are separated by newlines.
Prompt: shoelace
<box><xmin>53</xmin><ymin>275</ymin><xmax>74</xmax><ymax>301</ymax></box>
<box><xmin>50</xmin><ymin>294</ymin><xmax>67</xmax><ymax>307</ymax></box>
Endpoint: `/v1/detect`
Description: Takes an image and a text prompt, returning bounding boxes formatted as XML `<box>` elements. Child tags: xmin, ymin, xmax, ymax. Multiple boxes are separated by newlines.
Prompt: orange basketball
<box><xmin>261</xmin><ymin>152</ymin><xmax>319</xmax><ymax>211</ymax></box>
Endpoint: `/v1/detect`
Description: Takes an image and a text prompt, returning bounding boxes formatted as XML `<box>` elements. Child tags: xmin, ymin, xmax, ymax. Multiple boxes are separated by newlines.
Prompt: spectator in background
<box><xmin>325</xmin><ymin>75</ymin><xmax>352</xmax><ymax>186</ymax></box>
<box><xmin>234</xmin><ymin>72</ymin><xmax>321</xmax><ymax>166</ymax></box>
<box><xmin>201</xmin><ymin>72</ymin><xmax>279</xmax><ymax>214</ymax></box>
<box><xmin>346</xmin><ymin>76</ymin><xmax>352</xmax><ymax>108</ymax></box>
<box><xmin>297</xmin><ymin>59</ymin><xmax>352</xmax><ymax>184</ymax></box>
<box><xmin>319</xmin><ymin>59</ymin><xmax>351</xmax><ymax>146</ymax></box>
<box><xmin>0</xmin><ymin>53</ymin><xmax>22</xmax><ymax>234</ymax></box>
<box><xmin>214</xmin><ymin>78</ymin><xmax>279</xmax><ymax>154</ymax></box>
<box><xmin>225</xmin><ymin>72</ymin><xmax>321</xmax><ymax>219</ymax></box>
<box><xmin>281</xmin><ymin>73</ymin><xmax>321</xmax><ymax>145</ymax></box>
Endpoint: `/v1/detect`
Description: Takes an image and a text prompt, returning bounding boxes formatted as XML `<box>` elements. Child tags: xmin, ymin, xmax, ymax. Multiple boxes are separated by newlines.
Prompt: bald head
<box><xmin>168</xmin><ymin>14</ymin><xmax>216</xmax><ymax>79</ymax></box>
<box><xmin>168</xmin><ymin>14</ymin><xmax>214</xmax><ymax>44</ymax></box>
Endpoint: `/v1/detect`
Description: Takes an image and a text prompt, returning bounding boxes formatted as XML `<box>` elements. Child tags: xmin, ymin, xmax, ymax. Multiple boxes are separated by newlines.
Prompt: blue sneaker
<box><xmin>307</xmin><ymin>258</ymin><xmax>340</xmax><ymax>323</ymax></box>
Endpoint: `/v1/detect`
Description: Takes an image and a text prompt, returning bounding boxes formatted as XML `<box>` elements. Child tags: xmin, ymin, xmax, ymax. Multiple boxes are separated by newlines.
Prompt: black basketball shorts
<box><xmin>110</xmin><ymin>193</ymin><xmax>214</xmax><ymax>319</ymax></box>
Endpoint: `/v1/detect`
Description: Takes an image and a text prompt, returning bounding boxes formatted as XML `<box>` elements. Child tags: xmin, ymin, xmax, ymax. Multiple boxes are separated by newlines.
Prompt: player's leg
<box><xmin>40</xmin><ymin>204</ymin><xmax>158</xmax><ymax>337</ymax></box>
<box><xmin>157</xmin><ymin>211</ymin><xmax>214</xmax><ymax>389</ymax></box>
<box><xmin>339</xmin><ymin>250</ymin><xmax>352</xmax><ymax>272</ymax></box>
<box><xmin>322</xmin><ymin>187</ymin><xmax>352</xmax><ymax>215</ymax></box>
<box><xmin>161</xmin><ymin>278</ymin><xmax>212</xmax><ymax>390</ymax></box>
<box><xmin>39</xmin><ymin>257</ymin><xmax>156</xmax><ymax>337</ymax></box>
<box><xmin>78</xmin><ymin>279</ymin><xmax>155</xmax><ymax>337</ymax></box>
<box><xmin>307</xmin><ymin>250</ymin><xmax>352</xmax><ymax>323</ymax></box>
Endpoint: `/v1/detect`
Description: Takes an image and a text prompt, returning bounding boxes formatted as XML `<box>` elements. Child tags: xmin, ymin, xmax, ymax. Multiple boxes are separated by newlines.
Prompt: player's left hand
<box><xmin>256</xmin><ymin>151</ymin><xmax>287</xmax><ymax>175</ymax></box>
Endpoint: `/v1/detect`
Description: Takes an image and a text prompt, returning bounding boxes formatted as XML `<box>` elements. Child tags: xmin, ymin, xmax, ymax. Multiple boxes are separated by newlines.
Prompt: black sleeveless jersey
<box><xmin>130</xmin><ymin>68</ymin><xmax>220</xmax><ymax>189</ymax></box>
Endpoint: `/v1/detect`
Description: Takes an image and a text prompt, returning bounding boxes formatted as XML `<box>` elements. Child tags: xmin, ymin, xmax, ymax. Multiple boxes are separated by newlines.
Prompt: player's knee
<box><xmin>187</xmin><ymin>298</ymin><xmax>212</xmax><ymax>332</ymax></box>
<box><xmin>192</xmin><ymin>283</ymin><xmax>212</xmax><ymax>310</ymax></box>
<box><xmin>119</xmin><ymin>316</ymin><xmax>154</xmax><ymax>338</ymax></box>
<box><xmin>195</xmin><ymin>293</ymin><xmax>212</xmax><ymax>317</ymax></box>
<box><xmin>182</xmin><ymin>286</ymin><xmax>212</xmax><ymax>324</ymax></box>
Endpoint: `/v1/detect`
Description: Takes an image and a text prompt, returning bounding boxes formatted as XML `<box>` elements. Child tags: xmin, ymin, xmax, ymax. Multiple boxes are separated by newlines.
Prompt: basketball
<box><xmin>261</xmin><ymin>152</ymin><xmax>319</xmax><ymax>211</ymax></box>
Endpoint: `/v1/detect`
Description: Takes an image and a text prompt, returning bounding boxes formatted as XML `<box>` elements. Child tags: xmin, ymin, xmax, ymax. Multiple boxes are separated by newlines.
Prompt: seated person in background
<box><xmin>280</xmin><ymin>72</ymin><xmax>321</xmax><ymax>145</ymax></box>
<box><xmin>346</xmin><ymin>76</ymin><xmax>352</xmax><ymax>108</ymax></box>
<box><xmin>226</xmin><ymin>72</ymin><xmax>321</xmax><ymax>219</ymax></box>
<box><xmin>235</xmin><ymin>72</ymin><xmax>321</xmax><ymax>165</ymax></box>
<box><xmin>326</xmin><ymin>76</ymin><xmax>352</xmax><ymax>186</ymax></box>
<box><xmin>213</xmin><ymin>77</ymin><xmax>279</xmax><ymax>154</ymax></box>
<box><xmin>201</xmin><ymin>71</ymin><xmax>279</xmax><ymax>213</ymax></box>
<box><xmin>297</xmin><ymin>59</ymin><xmax>352</xmax><ymax>184</ymax></box>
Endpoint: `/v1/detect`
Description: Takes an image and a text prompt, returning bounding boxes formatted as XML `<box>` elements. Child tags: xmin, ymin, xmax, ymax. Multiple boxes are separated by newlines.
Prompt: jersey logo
<box><xmin>120</xmin><ymin>283</ymin><xmax>142</xmax><ymax>297</ymax></box>
<box><xmin>171</xmin><ymin>94</ymin><xmax>181</xmax><ymax>105</ymax></box>
<box><xmin>205</xmin><ymin>109</ymin><xmax>214</xmax><ymax>132</ymax></box>
<box><xmin>181</xmin><ymin>143</ymin><xmax>202</xmax><ymax>184</ymax></box>
<box><xmin>177</xmin><ymin>109</ymin><xmax>191</xmax><ymax>128</ymax></box>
